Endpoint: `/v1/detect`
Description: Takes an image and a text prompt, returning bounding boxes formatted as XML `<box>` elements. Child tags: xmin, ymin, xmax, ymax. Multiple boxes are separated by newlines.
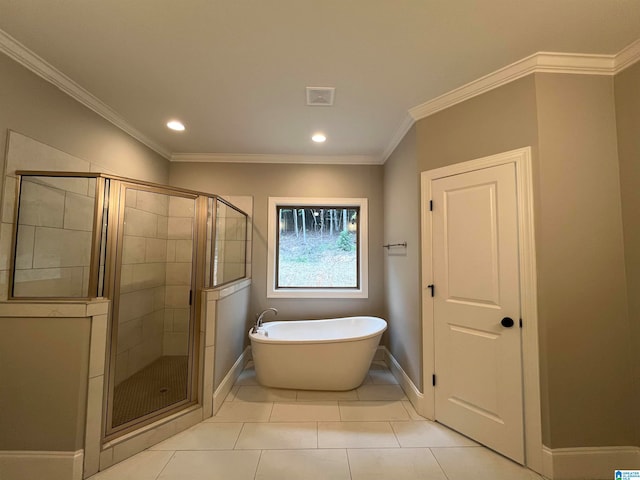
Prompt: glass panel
<box><xmin>111</xmin><ymin>187</ymin><xmax>195</xmax><ymax>429</ymax></box>
<box><xmin>97</xmin><ymin>178</ymin><xmax>110</xmax><ymax>297</ymax></box>
<box><xmin>276</xmin><ymin>207</ymin><xmax>359</xmax><ymax>288</ymax></box>
<box><xmin>204</xmin><ymin>197</ymin><xmax>214</xmax><ymax>288</ymax></box>
<box><xmin>12</xmin><ymin>175</ymin><xmax>96</xmax><ymax>298</ymax></box>
<box><xmin>213</xmin><ymin>199</ymin><xmax>247</xmax><ymax>286</ymax></box>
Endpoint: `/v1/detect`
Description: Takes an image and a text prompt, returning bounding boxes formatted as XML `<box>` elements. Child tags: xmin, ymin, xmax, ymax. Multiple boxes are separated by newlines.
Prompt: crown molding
<box><xmin>379</xmin><ymin>113</ymin><xmax>415</xmax><ymax>163</ymax></box>
<box><xmin>408</xmin><ymin>50</ymin><xmax>619</xmax><ymax>121</ymax></box>
<box><xmin>614</xmin><ymin>38</ymin><xmax>640</xmax><ymax>73</ymax></box>
<box><xmin>408</xmin><ymin>41</ymin><xmax>640</xmax><ymax>124</ymax></box>
<box><xmin>171</xmin><ymin>152</ymin><xmax>381</xmax><ymax>165</ymax></box>
<box><xmin>2</xmin><ymin>25</ymin><xmax>638</xmax><ymax>167</ymax></box>
<box><xmin>0</xmin><ymin>28</ymin><xmax>171</xmax><ymax>160</ymax></box>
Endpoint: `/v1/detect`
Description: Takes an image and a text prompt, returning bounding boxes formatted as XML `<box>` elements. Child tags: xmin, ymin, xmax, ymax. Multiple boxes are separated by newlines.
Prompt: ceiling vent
<box><xmin>306</xmin><ymin>87</ymin><xmax>335</xmax><ymax>106</ymax></box>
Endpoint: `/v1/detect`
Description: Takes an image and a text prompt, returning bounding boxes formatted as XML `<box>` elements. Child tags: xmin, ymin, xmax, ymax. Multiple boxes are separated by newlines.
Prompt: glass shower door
<box><xmin>106</xmin><ymin>184</ymin><xmax>197</xmax><ymax>436</ymax></box>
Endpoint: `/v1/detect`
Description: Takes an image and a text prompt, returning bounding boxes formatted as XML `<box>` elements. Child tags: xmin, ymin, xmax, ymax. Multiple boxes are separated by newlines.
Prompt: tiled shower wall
<box><xmin>0</xmin><ymin>133</ymin><xmax>101</xmax><ymax>300</ymax></box>
<box><xmin>115</xmin><ymin>189</ymin><xmax>169</xmax><ymax>384</ymax></box>
<box><xmin>162</xmin><ymin>196</ymin><xmax>194</xmax><ymax>356</ymax></box>
<box><xmin>214</xmin><ymin>201</ymin><xmax>248</xmax><ymax>286</ymax></box>
<box><xmin>12</xmin><ymin>176</ymin><xmax>96</xmax><ymax>297</ymax></box>
<box><xmin>1</xmin><ymin>133</ymin><xmax>197</xmax><ymax>384</ymax></box>
<box><xmin>116</xmin><ymin>191</ymin><xmax>195</xmax><ymax>383</ymax></box>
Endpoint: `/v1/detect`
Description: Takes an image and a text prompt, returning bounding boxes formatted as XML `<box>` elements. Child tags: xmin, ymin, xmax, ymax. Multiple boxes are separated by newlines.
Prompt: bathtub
<box><xmin>249</xmin><ymin>316</ymin><xmax>387</xmax><ymax>391</ymax></box>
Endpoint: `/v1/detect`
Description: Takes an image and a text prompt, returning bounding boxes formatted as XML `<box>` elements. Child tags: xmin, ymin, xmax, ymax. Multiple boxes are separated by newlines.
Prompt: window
<box><xmin>267</xmin><ymin>197</ymin><xmax>368</xmax><ymax>298</ymax></box>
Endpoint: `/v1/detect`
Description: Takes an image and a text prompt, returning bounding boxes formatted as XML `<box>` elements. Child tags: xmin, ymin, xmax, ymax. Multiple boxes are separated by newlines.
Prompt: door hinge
<box><xmin>432</xmin><ymin>374</ymin><xmax>436</xmax><ymax>386</ymax></box>
<box><xmin>519</xmin><ymin>318</ymin><xmax>523</xmax><ymax>328</ymax></box>
<box><xmin>189</xmin><ymin>290</ymin><xmax>193</xmax><ymax>306</ymax></box>
<box><xmin>427</xmin><ymin>284</ymin><xmax>434</xmax><ymax>297</ymax></box>
<box><xmin>429</xmin><ymin>200</ymin><xmax>433</xmax><ymax>211</ymax></box>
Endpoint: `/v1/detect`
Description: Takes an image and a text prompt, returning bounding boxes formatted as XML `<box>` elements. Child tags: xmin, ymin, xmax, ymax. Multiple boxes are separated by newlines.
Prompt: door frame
<box><xmin>420</xmin><ymin>147</ymin><xmax>542</xmax><ymax>472</ymax></box>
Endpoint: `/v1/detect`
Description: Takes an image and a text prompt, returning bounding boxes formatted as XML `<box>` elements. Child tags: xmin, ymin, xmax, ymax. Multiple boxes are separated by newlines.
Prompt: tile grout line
<box><xmin>389</xmin><ymin>420</ymin><xmax>403</xmax><ymax>448</ymax></box>
<box><xmin>152</xmin><ymin>450</ymin><xmax>177</xmax><ymax>480</ymax></box>
<box><xmin>252</xmin><ymin>449</ymin><xmax>264</xmax><ymax>480</ymax></box>
<box><xmin>429</xmin><ymin>447</ymin><xmax>452</xmax><ymax>480</ymax></box>
<box><xmin>232</xmin><ymin>422</ymin><xmax>246</xmax><ymax>450</ymax></box>
<box><xmin>345</xmin><ymin>448</ymin><xmax>354</xmax><ymax>480</ymax></box>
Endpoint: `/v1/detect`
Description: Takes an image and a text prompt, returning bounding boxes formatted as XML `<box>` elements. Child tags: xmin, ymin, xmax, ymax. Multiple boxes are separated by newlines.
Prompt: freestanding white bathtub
<box><xmin>249</xmin><ymin>316</ymin><xmax>387</xmax><ymax>391</ymax></box>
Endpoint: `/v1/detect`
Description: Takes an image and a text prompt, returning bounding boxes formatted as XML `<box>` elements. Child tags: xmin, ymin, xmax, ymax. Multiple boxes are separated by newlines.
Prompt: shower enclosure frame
<box><xmin>8</xmin><ymin>171</ymin><xmax>249</xmax><ymax>442</ymax></box>
<box><xmin>9</xmin><ymin>171</ymin><xmax>107</xmax><ymax>300</ymax></box>
<box><xmin>103</xmin><ymin>181</ymin><xmax>201</xmax><ymax>440</ymax></box>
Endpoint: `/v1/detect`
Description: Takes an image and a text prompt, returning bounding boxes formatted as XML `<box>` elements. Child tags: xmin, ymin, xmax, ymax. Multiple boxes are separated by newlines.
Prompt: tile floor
<box><xmin>89</xmin><ymin>362</ymin><xmax>544</xmax><ymax>480</ymax></box>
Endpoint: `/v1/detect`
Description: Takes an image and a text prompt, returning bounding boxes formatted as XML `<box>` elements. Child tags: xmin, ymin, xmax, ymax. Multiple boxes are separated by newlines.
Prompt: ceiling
<box><xmin>1</xmin><ymin>0</ymin><xmax>640</xmax><ymax>163</ymax></box>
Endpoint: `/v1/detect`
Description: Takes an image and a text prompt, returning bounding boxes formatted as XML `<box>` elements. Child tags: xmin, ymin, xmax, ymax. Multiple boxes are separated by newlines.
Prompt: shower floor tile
<box><xmin>112</xmin><ymin>355</ymin><xmax>188</xmax><ymax>428</ymax></box>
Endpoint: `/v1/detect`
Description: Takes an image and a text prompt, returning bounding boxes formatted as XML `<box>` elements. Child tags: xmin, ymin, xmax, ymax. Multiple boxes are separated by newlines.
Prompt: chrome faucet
<box><xmin>252</xmin><ymin>307</ymin><xmax>278</xmax><ymax>333</ymax></box>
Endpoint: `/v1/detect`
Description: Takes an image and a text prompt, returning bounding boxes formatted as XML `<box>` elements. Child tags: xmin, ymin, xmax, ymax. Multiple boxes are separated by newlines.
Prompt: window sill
<box><xmin>267</xmin><ymin>287</ymin><xmax>368</xmax><ymax>299</ymax></box>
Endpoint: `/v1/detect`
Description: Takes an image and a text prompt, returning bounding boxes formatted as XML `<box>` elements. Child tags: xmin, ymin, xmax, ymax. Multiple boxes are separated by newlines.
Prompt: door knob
<box><xmin>501</xmin><ymin>317</ymin><xmax>515</xmax><ymax>328</ymax></box>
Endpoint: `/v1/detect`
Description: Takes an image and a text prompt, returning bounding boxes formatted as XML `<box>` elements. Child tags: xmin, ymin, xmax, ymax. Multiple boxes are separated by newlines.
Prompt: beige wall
<box><xmin>534</xmin><ymin>73</ymin><xmax>633</xmax><ymax>448</ymax></box>
<box><xmin>214</xmin><ymin>285</ymin><xmax>251</xmax><ymax>389</ymax></box>
<box><xmin>416</xmin><ymin>75</ymin><xmax>540</xmax><ymax>172</ymax></box>
<box><xmin>0</xmin><ymin>52</ymin><xmax>169</xmax><ymax>453</ymax></box>
<box><xmin>382</xmin><ymin>125</ymin><xmax>422</xmax><ymax>388</ymax></box>
<box><xmin>170</xmin><ymin>162</ymin><xmax>385</xmax><ymax>324</ymax></box>
<box><xmin>2</xmin><ymin>40</ymin><xmax>638</xmax><ymax>458</ymax></box>
<box><xmin>615</xmin><ymin>61</ymin><xmax>640</xmax><ymax>446</ymax></box>
<box><xmin>0</xmin><ymin>317</ymin><xmax>91</xmax><ymax>451</ymax></box>
<box><xmin>0</xmin><ymin>53</ymin><xmax>169</xmax><ymax>187</ymax></box>
<box><xmin>416</xmin><ymin>74</ymin><xmax>541</xmax><ymax>429</ymax></box>
<box><xmin>398</xmin><ymin>72</ymin><xmax>636</xmax><ymax>449</ymax></box>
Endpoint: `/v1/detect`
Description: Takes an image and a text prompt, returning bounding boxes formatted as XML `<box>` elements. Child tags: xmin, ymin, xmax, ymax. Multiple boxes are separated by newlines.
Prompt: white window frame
<box><xmin>267</xmin><ymin>197</ymin><xmax>368</xmax><ymax>298</ymax></box>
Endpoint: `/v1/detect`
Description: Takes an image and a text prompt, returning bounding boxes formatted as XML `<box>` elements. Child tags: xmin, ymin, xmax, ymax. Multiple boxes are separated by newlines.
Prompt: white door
<box><xmin>431</xmin><ymin>162</ymin><xmax>524</xmax><ymax>463</ymax></box>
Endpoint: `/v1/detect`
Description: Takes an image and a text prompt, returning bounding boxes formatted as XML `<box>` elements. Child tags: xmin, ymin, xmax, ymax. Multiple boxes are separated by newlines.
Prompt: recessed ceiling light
<box><xmin>312</xmin><ymin>133</ymin><xmax>327</xmax><ymax>143</ymax></box>
<box><xmin>167</xmin><ymin>120</ymin><xmax>186</xmax><ymax>131</ymax></box>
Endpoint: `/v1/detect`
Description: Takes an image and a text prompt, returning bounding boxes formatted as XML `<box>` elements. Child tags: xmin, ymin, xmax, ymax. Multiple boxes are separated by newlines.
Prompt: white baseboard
<box><xmin>542</xmin><ymin>446</ymin><xmax>640</xmax><ymax>479</ymax></box>
<box><xmin>381</xmin><ymin>348</ymin><xmax>640</xmax><ymax>480</ymax></box>
<box><xmin>213</xmin><ymin>347</ymin><xmax>251</xmax><ymax>414</ymax></box>
<box><xmin>381</xmin><ymin>347</ymin><xmax>429</xmax><ymax>419</ymax></box>
<box><xmin>0</xmin><ymin>450</ymin><xmax>83</xmax><ymax>480</ymax></box>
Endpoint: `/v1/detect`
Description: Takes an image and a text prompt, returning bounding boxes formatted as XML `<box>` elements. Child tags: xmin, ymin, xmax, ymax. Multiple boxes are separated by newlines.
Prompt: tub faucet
<box><xmin>253</xmin><ymin>307</ymin><xmax>278</xmax><ymax>333</ymax></box>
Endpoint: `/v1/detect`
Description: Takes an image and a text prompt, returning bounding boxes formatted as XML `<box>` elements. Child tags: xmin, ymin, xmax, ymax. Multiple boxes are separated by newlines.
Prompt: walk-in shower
<box><xmin>9</xmin><ymin>171</ymin><xmax>248</xmax><ymax>440</ymax></box>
